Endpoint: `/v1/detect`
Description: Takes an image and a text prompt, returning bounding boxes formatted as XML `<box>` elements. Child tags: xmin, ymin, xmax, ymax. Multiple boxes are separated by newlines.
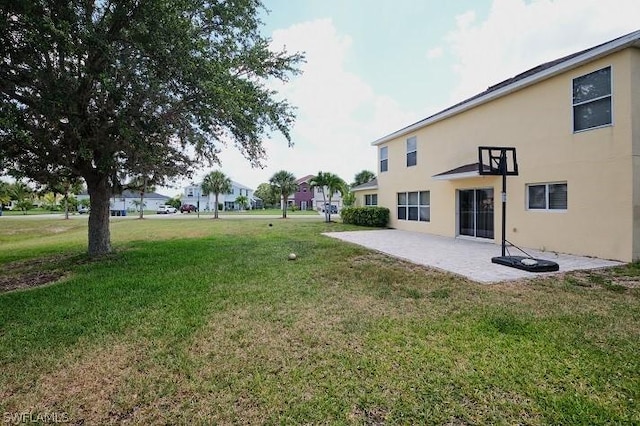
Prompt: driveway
<box><xmin>323</xmin><ymin>229</ymin><xmax>623</xmax><ymax>283</ymax></box>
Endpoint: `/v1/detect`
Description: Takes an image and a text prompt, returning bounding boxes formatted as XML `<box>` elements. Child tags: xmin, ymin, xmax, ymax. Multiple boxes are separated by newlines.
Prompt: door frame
<box><xmin>456</xmin><ymin>187</ymin><xmax>495</xmax><ymax>240</ymax></box>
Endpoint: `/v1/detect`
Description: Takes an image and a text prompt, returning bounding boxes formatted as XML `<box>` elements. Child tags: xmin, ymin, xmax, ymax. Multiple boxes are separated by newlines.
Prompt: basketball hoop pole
<box><xmin>479</xmin><ymin>146</ymin><xmax>559</xmax><ymax>273</ymax></box>
<box><xmin>478</xmin><ymin>146</ymin><xmax>518</xmax><ymax>258</ymax></box>
<box><xmin>500</xmin><ymin>150</ymin><xmax>507</xmax><ymax>257</ymax></box>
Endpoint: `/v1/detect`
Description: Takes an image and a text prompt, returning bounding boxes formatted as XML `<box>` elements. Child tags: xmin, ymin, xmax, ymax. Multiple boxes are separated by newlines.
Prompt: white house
<box><xmin>182</xmin><ymin>180</ymin><xmax>257</xmax><ymax>211</ymax></box>
<box><xmin>77</xmin><ymin>190</ymin><xmax>170</xmax><ymax>213</ymax></box>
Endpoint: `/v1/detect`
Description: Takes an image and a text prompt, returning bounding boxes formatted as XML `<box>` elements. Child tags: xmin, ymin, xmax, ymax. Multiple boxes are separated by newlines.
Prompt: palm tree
<box><xmin>309</xmin><ymin>172</ymin><xmax>329</xmax><ymax>221</ymax></box>
<box><xmin>235</xmin><ymin>194</ymin><xmax>249</xmax><ymax>211</ymax></box>
<box><xmin>45</xmin><ymin>177</ymin><xmax>83</xmax><ymax>219</ymax></box>
<box><xmin>126</xmin><ymin>176</ymin><xmax>155</xmax><ymax>219</ymax></box>
<box><xmin>41</xmin><ymin>192</ymin><xmax>60</xmax><ymax>211</ymax></box>
<box><xmin>9</xmin><ymin>181</ymin><xmax>34</xmax><ymax>215</ymax></box>
<box><xmin>201</xmin><ymin>171</ymin><xmax>232</xmax><ymax>219</ymax></box>
<box><xmin>269</xmin><ymin>170</ymin><xmax>298</xmax><ymax>218</ymax></box>
<box><xmin>310</xmin><ymin>171</ymin><xmax>346</xmax><ymax>222</ymax></box>
<box><xmin>352</xmin><ymin>170</ymin><xmax>376</xmax><ymax>187</ymax></box>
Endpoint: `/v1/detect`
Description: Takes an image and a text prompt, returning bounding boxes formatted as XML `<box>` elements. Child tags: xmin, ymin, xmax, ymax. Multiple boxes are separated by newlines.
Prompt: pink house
<box><xmin>288</xmin><ymin>174</ymin><xmax>345</xmax><ymax>212</ymax></box>
<box><xmin>292</xmin><ymin>175</ymin><xmax>315</xmax><ymax>210</ymax></box>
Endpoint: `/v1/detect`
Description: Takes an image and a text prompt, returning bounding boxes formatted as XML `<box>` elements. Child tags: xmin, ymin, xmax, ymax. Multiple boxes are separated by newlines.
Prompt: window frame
<box><xmin>406</xmin><ymin>136</ymin><xmax>417</xmax><ymax>167</ymax></box>
<box><xmin>380</xmin><ymin>146</ymin><xmax>388</xmax><ymax>172</ymax></box>
<box><xmin>364</xmin><ymin>194</ymin><xmax>378</xmax><ymax>206</ymax></box>
<box><xmin>526</xmin><ymin>182</ymin><xmax>568</xmax><ymax>212</ymax></box>
<box><xmin>397</xmin><ymin>190</ymin><xmax>430</xmax><ymax>222</ymax></box>
<box><xmin>572</xmin><ymin>66</ymin><xmax>613</xmax><ymax>133</ymax></box>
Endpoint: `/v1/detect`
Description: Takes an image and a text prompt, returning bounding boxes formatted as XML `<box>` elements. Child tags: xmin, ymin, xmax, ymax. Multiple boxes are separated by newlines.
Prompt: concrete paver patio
<box><xmin>323</xmin><ymin>229</ymin><xmax>624</xmax><ymax>283</ymax></box>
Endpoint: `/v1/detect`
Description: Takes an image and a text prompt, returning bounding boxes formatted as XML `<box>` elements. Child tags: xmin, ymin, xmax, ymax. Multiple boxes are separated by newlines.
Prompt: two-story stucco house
<box><xmin>292</xmin><ymin>175</ymin><xmax>315</xmax><ymax>210</ymax></box>
<box><xmin>363</xmin><ymin>30</ymin><xmax>640</xmax><ymax>262</ymax></box>
<box><xmin>182</xmin><ymin>180</ymin><xmax>256</xmax><ymax>211</ymax></box>
<box><xmin>288</xmin><ymin>174</ymin><xmax>345</xmax><ymax>212</ymax></box>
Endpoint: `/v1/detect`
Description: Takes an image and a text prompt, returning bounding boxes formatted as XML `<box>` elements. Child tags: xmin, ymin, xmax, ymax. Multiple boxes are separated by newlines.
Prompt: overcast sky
<box><xmin>167</xmin><ymin>0</ymin><xmax>640</xmax><ymax>195</ymax></box>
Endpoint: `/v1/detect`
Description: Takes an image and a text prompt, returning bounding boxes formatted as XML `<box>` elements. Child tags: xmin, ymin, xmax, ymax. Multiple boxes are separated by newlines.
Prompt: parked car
<box><xmin>78</xmin><ymin>205</ymin><xmax>90</xmax><ymax>214</ymax></box>
<box><xmin>322</xmin><ymin>204</ymin><xmax>338</xmax><ymax>214</ymax></box>
<box><xmin>156</xmin><ymin>205</ymin><xmax>177</xmax><ymax>214</ymax></box>
<box><xmin>180</xmin><ymin>204</ymin><xmax>197</xmax><ymax>213</ymax></box>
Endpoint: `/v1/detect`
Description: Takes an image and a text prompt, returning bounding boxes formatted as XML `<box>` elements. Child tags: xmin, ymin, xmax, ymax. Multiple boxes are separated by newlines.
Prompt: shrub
<box><xmin>341</xmin><ymin>206</ymin><xmax>389</xmax><ymax>227</ymax></box>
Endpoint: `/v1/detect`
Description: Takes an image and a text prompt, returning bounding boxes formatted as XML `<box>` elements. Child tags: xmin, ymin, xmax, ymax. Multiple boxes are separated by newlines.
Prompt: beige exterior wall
<box><xmin>376</xmin><ymin>48</ymin><xmax>639</xmax><ymax>262</ymax></box>
<box><xmin>631</xmin><ymin>49</ymin><xmax>640</xmax><ymax>259</ymax></box>
<box><xmin>353</xmin><ymin>190</ymin><xmax>378</xmax><ymax>207</ymax></box>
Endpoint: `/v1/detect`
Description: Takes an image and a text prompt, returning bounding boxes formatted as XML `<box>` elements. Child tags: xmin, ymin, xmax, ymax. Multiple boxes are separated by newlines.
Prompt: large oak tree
<box><xmin>0</xmin><ymin>0</ymin><xmax>302</xmax><ymax>256</ymax></box>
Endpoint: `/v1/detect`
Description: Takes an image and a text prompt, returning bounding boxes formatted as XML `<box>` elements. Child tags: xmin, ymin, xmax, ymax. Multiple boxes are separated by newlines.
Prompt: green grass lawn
<box><xmin>193</xmin><ymin>208</ymin><xmax>320</xmax><ymax>215</ymax></box>
<box><xmin>1</xmin><ymin>208</ymin><xmax>63</xmax><ymax>216</ymax></box>
<box><xmin>0</xmin><ymin>218</ymin><xmax>638</xmax><ymax>424</ymax></box>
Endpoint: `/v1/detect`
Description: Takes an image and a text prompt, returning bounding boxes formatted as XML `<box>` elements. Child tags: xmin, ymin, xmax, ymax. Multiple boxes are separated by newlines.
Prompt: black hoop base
<box><xmin>491</xmin><ymin>256</ymin><xmax>559</xmax><ymax>272</ymax></box>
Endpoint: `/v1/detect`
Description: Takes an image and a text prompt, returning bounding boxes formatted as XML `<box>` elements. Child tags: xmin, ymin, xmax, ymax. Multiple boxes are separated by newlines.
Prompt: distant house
<box><xmin>292</xmin><ymin>175</ymin><xmax>315</xmax><ymax>210</ymax></box>
<box><xmin>366</xmin><ymin>30</ymin><xmax>640</xmax><ymax>262</ymax></box>
<box><xmin>351</xmin><ymin>178</ymin><xmax>378</xmax><ymax>207</ymax></box>
<box><xmin>77</xmin><ymin>190</ymin><xmax>170</xmax><ymax>212</ymax></box>
<box><xmin>288</xmin><ymin>174</ymin><xmax>345</xmax><ymax>211</ymax></box>
<box><xmin>182</xmin><ymin>180</ymin><xmax>257</xmax><ymax>211</ymax></box>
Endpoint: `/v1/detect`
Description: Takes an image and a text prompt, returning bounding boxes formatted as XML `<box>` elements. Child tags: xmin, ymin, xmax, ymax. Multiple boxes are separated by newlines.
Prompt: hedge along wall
<box><xmin>340</xmin><ymin>207</ymin><xmax>389</xmax><ymax>228</ymax></box>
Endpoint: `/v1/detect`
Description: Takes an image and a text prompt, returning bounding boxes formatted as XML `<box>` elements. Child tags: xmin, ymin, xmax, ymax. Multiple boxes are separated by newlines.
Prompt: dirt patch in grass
<box><xmin>2</xmin><ymin>341</ymin><xmax>147</xmax><ymax>424</ymax></box>
<box><xmin>0</xmin><ymin>254</ymin><xmax>82</xmax><ymax>293</ymax></box>
<box><xmin>560</xmin><ymin>268</ymin><xmax>640</xmax><ymax>290</ymax></box>
<box><xmin>0</xmin><ymin>270</ymin><xmax>65</xmax><ymax>293</ymax></box>
<box><xmin>348</xmin><ymin>404</ymin><xmax>389</xmax><ymax>424</ymax></box>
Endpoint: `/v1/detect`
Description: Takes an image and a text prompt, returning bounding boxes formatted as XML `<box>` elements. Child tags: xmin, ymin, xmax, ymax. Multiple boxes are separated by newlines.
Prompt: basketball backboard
<box><xmin>478</xmin><ymin>146</ymin><xmax>519</xmax><ymax>176</ymax></box>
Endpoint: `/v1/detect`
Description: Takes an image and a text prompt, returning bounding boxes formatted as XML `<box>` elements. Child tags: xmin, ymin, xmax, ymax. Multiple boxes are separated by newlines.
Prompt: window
<box><xmin>406</xmin><ymin>136</ymin><xmax>417</xmax><ymax>167</ymax></box>
<box><xmin>573</xmin><ymin>67</ymin><xmax>611</xmax><ymax>132</ymax></box>
<box><xmin>380</xmin><ymin>146</ymin><xmax>388</xmax><ymax>172</ymax></box>
<box><xmin>397</xmin><ymin>191</ymin><xmax>430</xmax><ymax>221</ymax></box>
<box><xmin>364</xmin><ymin>194</ymin><xmax>377</xmax><ymax>206</ymax></box>
<box><xmin>527</xmin><ymin>182</ymin><xmax>567</xmax><ymax>210</ymax></box>
<box><xmin>187</xmin><ymin>188</ymin><xmax>194</xmax><ymax>197</ymax></box>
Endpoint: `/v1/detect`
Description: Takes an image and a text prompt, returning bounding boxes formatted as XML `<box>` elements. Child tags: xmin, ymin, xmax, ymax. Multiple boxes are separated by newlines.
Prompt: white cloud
<box><xmin>444</xmin><ymin>0</ymin><xmax>640</xmax><ymax>103</ymax></box>
<box><xmin>179</xmin><ymin>18</ymin><xmax>419</xmax><ymax>192</ymax></box>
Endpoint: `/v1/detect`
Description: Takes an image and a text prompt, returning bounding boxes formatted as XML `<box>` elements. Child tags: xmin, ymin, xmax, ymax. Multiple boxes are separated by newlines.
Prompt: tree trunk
<box><xmin>282</xmin><ymin>194</ymin><xmax>287</xmax><ymax>218</ymax></box>
<box><xmin>86</xmin><ymin>177</ymin><xmax>112</xmax><ymax>257</ymax></box>
<box><xmin>321</xmin><ymin>189</ymin><xmax>329</xmax><ymax>223</ymax></box>
<box><xmin>138</xmin><ymin>191</ymin><xmax>145</xmax><ymax>219</ymax></box>
<box><xmin>139</xmin><ymin>177</ymin><xmax>147</xmax><ymax>219</ymax></box>
<box><xmin>64</xmin><ymin>194</ymin><xmax>69</xmax><ymax>220</ymax></box>
<box><xmin>214</xmin><ymin>193</ymin><xmax>219</xmax><ymax>219</ymax></box>
<box><xmin>327</xmin><ymin>194</ymin><xmax>332</xmax><ymax>223</ymax></box>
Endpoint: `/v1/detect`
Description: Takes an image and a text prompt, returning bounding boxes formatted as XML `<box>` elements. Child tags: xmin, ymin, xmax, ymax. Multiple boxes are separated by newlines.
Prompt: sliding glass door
<box><xmin>458</xmin><ymin>189</ymin><xmax>494</xmax><ymax>239</ymax></box>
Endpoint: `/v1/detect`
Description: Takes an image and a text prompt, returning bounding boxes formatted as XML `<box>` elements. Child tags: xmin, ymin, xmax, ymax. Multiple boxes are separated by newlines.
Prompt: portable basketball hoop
<box><xmin>478</xmin><ymin>146</ymin><xmax>559</xmax><ymax>273</ymax></box>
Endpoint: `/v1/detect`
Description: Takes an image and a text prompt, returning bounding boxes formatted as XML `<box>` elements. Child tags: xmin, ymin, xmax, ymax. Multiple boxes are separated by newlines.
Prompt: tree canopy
<box><xmin>0</xmin><ymin>1</ymin><xmax>302</xmax><ymax>255</ymax></box>
<box><xmin>352</xmin><ymin>170</ymin><xmax>376</xmax><ymax>187</ymax></box>
<box><xmin>254</xmin><ymin>182</ymin><xmax>277</xmax><ymax>207</ymax></box>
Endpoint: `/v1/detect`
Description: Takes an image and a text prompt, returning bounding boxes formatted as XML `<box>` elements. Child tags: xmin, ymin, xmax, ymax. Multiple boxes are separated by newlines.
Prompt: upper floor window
<box><xmin>380</xmin><ymin>146</ymin><xmax>388</xmax><ymax>172</ymax></box>
<box><xmin>187</xmin><ymin>188</ymin><xmax>194</xmax><ymax>197</ymax></box>
<box><xmin>527</xmin><ymin>182</ymin><xmax>567</xmax><ymax>211</ymax></box>
<box><xmin>406</xmin><ymin>136</ymin><xmax>417</xmax><ymax>167</ymax></box>
<box><xmin>573</xmin><ymin>67</ymin><xmax>611</xmax><ymax>132</ymax></box>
